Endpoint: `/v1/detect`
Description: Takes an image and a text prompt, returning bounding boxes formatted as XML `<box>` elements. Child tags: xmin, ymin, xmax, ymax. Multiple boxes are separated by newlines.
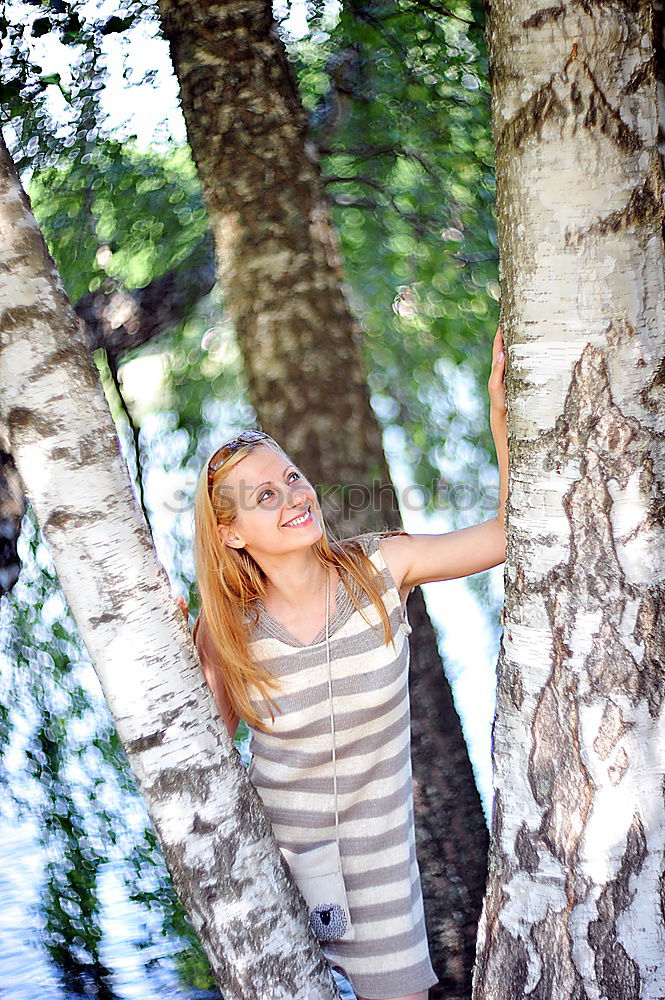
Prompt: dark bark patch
<box><xmin>584</xmin><ymin>621</ymin><xmax>641</xmax><ymax>703</ymax></box>
<box><xmin>522</xmin><ymin>0</ymin><xmax>619</xmax><ymax>29</ymax></box>
<box><xmin>43</xmin><ymin>508</ymin><xmax>104</xmax><ymax>533</ymax></box>
<box><xmin>581</xmin><ymin>64</ymin><xmax>641</xmax><ymax>153</ymax></box>
<box><xmin>191</xmin><ymin>812</ymin><xmax>218</xmax><ymax>836</ymax></box>
<box><xmin>560</xmin><ymin>477</ymin><xmax>619</xmax><ymax>603</ymax></box>
<box><xmin>530</xmin><ymin>666</ymin><xmax>594</xmax><ymax>866</ymax></box>
<box><xmin>126</xmin><ymin>730</ymin><xmax>165</xmax><ymax>754</ymax></box>
<box><xmin>622</xmin><ymin>56</ymin><xmax>655</xmax><ymax>95</ymax></box>
<box><xmin>41</xmin><ymin>341</ymin><xmax>100</xmax><ymax>392</ymax></box>
<box><xmin>514</xmin><ymin>822</ymin><xmax>539</xmax><ymax>873</ymax></box>
<box><xmin>553</xmin><ymin>344</ymin><xmax>650</xmax><ymax>491</ymax></box>
<box><xmin>492</xmin><ymin>785</ymin><xmax>504</xmax><ymax>844</ymax></box>
<box><xmin>88</xmin><ymin>611</ymin><xmax>118</xmax><ymax>627</ymax></box>
<box><xmin>151</xmin><ymin>761</ymin><xmax>216</xmax><ymax>804</ymax></box>
<box><xmin>77</xmin><ymin>428</ymin><xmax>120</xmax><ymax>464</ymax></box>
<box><xmin>473</xmin><ymin>917</ymin><xmax>529</xmax><ymax>1000</ymax></box>
<box><xmin>522</xmin><ymin>5</ymin><xmax>566</xmax><ymax>28</ymax></box>
<box><xmin>592</xmin><ymin>700</ymin><xmax>631</xmax><ymax>760</ymax></box>
<box><xmin>634</xmin><ymin>588</ymin><xmax>665</xmax><ymax>716</ymax></box>
<box><xmin>498</xmin><ymin>76</ymin><xmax>568</xmax><ymax>152</ymax></box>
<box><xmin>588</xmin><ymin>812</ymin><xmax>646</xmax><ymax>1000</ymax></box>
<box><xmin>509</xmin><ymin>663</ymin><xmax>524</xmax><ymax>709</ymax></box>
<box><xmin>0</xmin><ymin>305</ymin><xmax>57</xmax><ymax>337</ymax></box>
<box><xmin>570</xmin><ymin>175</ymin><xmax>662</xmax><ymax>245</ymax></box>
<box><xmin>473</xmin><ymin>790</ymin><xmax>531</xmax><ymax>999</ymax></box>
<box><xmin>6</xmin><ymin>407</ymin><xmax>57</xmax><ymax>444</ymax></box>
<box><xmin>640</xmin><ymin>355</ymin><xmax>665</xmax><ymax>412</ymax></box>
<box><xmin>529</xmin><ymin>904</ymin><xmax>588</xmax><ymax>1000</ymax></box>
<box><xmin>498</xmin><ymin>61</ymin><xmax>641</xmax><ymax>157</ymax></box>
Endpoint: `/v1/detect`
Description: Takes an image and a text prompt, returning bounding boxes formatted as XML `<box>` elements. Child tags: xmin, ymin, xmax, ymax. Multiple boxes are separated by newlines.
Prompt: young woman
<box><xmin>191</xmin><ymin>328</ymin><xmax>507</xmax><ymax>1000</ymax></box>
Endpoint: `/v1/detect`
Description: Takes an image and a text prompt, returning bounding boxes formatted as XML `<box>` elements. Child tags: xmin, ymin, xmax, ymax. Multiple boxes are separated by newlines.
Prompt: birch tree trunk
<box><xmin>0</xmin><ymin>131</ymin><xmax>337</xmax><ymax>1000</ymax></box>
<box><xmin>654</xmin><ymin>0</ymin><xmax>665</xmax><ymax>199</ymax></box>
<box><xmin>474</xmin><ymin>3</ymin><xmax>665</xmax><ymax>998</ymax></box>
<box><xmin>155</xmin><ymin>2</ymin><xmax>489</xmax><ymax>993</ymax></box>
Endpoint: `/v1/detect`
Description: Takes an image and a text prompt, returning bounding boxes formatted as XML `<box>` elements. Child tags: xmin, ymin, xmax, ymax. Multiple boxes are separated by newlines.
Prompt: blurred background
<box><xmin>0</xmin><ymin>0</ymin><xmax>501</xmax><ymax>996</ymax></box>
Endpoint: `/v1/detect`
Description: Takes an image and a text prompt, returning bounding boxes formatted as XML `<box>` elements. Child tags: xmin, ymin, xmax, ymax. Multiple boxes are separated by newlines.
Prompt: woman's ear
<box><xmin>218</xmin><ymin>523</ymin><xmax>245</xmax><ymax>549</ymax></box>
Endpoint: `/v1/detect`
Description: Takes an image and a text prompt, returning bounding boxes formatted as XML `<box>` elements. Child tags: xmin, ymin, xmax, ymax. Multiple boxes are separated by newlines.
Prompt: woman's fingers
<box><xmin>488</xmin><ymin>325</ymin><xmax>507</xmax><ymax>415</ymax></box>
<box><xmin>494</xmin><ymin>324</ymin><xmax>504</xmax><ymax>361</ymax></box>
<box><xmin>489</xmin><ymin>325</ymin><xmax>506</xmax><ymax>377</ymax></box>
<box><xmin>175</xmin><ymin>595</ymin><xmax>189</xmax><ymax>616</ymax></box>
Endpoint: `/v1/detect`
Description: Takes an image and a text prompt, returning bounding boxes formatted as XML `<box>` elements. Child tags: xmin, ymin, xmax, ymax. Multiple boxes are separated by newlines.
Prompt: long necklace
<box><xmin>324</xmin><ymin>571</ymin><xmax>340</xmax><ymax>849</ymax></box>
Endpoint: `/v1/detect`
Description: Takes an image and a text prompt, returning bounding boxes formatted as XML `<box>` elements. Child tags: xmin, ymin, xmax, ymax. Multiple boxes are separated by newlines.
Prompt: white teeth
<box><xmin>284</xmin><ymin>508</ymin><xmax>310</xmax><ymax>527</ymax></box>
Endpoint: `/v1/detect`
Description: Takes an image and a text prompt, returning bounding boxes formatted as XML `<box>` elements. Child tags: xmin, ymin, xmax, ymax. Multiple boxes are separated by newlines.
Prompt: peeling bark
<box><xmin>0</xmin><ymin>131</ymin><xmax>338</xmax><ymax>1000</ymax></box>
<box><xmin>474</xmin><ymin>1</ymin><xmax>665</xmax><ymax>997</ymax></box>
<box><xmin>654</xmin><ymin>0</ymin><xmax>665</xmax><ymax>199</ymax></box>
<box><xmin>155</xmin><ymin>1</ymin><xmax>490</xmax><ymax>995</ymax></box>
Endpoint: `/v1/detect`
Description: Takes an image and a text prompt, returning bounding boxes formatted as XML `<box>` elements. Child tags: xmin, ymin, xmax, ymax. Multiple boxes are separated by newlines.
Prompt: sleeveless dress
<box><xmin>245</xmin><ymin>532</ymin><xmax>438</xmax><ymax>999</ymax></box>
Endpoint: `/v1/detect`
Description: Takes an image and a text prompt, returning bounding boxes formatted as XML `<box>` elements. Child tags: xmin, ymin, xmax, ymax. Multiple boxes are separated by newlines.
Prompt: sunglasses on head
<box><xmin>206</xmin><ymin>429</ymin><xmax>271</xmax><ymax>498</ymax></box>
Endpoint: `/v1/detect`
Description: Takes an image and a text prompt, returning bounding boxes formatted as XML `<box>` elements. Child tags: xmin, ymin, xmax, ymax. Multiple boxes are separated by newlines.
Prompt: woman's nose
<box><xmin>287</xmin><ymin>484</ymin><xmax>308</xmax><ymax>506</ymax></box>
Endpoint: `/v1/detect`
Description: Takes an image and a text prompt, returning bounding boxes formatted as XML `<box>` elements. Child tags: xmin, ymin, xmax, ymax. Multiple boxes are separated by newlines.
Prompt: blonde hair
<box><xmin>193</xmin><ymin>433</ymin><xmax>403</xmax><ymax>731</ymax></box>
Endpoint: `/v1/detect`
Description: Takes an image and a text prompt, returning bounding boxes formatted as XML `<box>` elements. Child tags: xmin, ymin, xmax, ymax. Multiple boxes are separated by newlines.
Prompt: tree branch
<box><xmin>0</xmin><ymin>235</ymin><xmax>217</xmax><ymax>593</ymax></box>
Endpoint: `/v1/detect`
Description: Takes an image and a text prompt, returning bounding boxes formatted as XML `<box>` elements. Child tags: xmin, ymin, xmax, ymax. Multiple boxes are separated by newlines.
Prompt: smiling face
<box><xmin>217</xmin><ymin>444</ymin><xmax>323</xmax><ymax>559</ymax></box>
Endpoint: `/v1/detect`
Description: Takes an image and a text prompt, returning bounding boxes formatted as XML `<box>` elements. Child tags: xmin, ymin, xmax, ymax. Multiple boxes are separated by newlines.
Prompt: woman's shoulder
<box><xmin>341</xmin><ymin>530</ymin><xmax>409</xmax><ymax>563</ymax></box>
<box><xmin>340</xmin><ymin>531</ymin><xmax>413</xmax><ymax>626</ymax></box>
<box><xmin>341</xmin><ymin>531</ymin><xmax>384</xmax><ymax>558</ymax></box>
<box><xmin>341</xmin><ymin>531</ymin><xmax>413</xmax><ymax>609</ymax></box>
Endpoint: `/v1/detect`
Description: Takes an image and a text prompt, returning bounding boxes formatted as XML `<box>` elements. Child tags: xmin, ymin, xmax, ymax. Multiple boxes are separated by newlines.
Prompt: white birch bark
<box><xmin>0</xmin><ymin>132</ymin><xmax>337</xmax><ymax>1000</ymax></box>
<box><xmin>473</xmin><ymin>3</ymin><xmax>665</xmax><ymax>999</ymax></box>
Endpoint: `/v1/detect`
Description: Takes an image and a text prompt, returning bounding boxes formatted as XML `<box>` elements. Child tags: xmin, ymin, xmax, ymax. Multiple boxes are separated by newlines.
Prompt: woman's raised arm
<box><xmin>380</xmin><ymin>326</ymin><xmax>507</xmax><ymax>590</ymax></box>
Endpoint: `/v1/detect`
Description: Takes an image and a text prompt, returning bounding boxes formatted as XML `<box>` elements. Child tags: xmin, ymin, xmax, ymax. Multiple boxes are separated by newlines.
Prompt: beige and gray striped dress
<box><xmin>246</xmin><ymin>532</ymin><xmax>438</xmax><ymax>999</ymax></box>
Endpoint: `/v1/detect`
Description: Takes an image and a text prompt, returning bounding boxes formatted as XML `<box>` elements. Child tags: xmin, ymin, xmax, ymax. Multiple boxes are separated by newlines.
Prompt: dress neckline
<box><xmin>255</xmin><ymin>577</ymin><xmax>353</xmax><ymax>648</ymax></box>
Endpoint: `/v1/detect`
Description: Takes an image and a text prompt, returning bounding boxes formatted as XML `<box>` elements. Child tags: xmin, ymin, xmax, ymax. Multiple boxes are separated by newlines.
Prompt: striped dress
<box><xmin>246</xmin><ymin>532</ymin><xmax>438</xmax><ymax>999</ymax></box>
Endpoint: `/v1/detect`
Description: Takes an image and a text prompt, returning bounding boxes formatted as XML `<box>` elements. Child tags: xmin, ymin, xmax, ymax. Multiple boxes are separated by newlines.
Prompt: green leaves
<box><xmin>31</xmin><ymin>17</ymin><xmax>52</xmax><ymax>37</ymax></box>
<box><xmin>100</xmin><ymin>15</ymin><xmax>134</xmax><ymax>35</ymax></box>
<box><xmin>283</xmin><ymin>0</ymin><xmax>499</xmax><ymax>505</ymax></box>
<box><xmin>29</xmin><ymin>142</ymin><xmax>208</xmax><ymax>303</ymax></box>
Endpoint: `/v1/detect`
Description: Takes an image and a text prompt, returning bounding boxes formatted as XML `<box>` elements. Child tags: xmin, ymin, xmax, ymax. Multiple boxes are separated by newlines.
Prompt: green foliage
<box><xmin>127</xmin><ymin>827</ymin><xmax>219</xmax><ymax>993</ymax></box>
<box><xmin>2</xmin><ymin>507</ymin><xmax>132</xmax><ymax>993</ymax></box>
<box><xmin>0</xmin><ymin>0</ymin><xmax>156</xmax><ymax>172</ymax></box>
<box><xmin>29</xmin><ymin>142</ymin><xmax>208</xmax><ymax>303</ymax></box>
<box><xmin>285</xmin><ymin>0</ymin><xmax>499</xmax><ymax>512</ymax></box>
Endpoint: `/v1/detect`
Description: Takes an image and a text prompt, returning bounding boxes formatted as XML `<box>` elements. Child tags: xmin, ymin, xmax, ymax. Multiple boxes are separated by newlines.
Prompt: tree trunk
<box><xmin>0</xmin><ymin>234</ymin><xmax>216</xmax><ymax>593</ymax></box>
<box><xmin>654</xmin><ymin>0</ymin><xmax>665</xmax><ymax>197</ymax></box>
<box><xmin>0</xmin><ymin>130</ymin><xmax>338</xmax><ymax>1000</ymax></box>
<box><xmin>474</xmin><ymin>3</ymin><xmax>665</xmax><ymax>998</ymax></box>
<box><xmin>156</xmin><ymin>1</ymin><xmax>489</xmax><ymax>993</ymax></box>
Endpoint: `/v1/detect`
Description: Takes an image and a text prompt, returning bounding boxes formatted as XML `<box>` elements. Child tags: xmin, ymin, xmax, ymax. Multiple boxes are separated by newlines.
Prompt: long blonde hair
<box><xmin>193</xmin><ymin>432</ymin><xmax>403</xmax><ymax>731</ymax></box>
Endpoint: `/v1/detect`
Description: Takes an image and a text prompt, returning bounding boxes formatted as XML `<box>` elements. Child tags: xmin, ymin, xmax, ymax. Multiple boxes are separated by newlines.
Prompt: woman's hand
<box><xmin>488</xmin><ymin>324</ymin><xmax>508</xmax><ymax>520</ymax></box>
<box><xmin>488</xmin><ymin>325</ymin><xmax>506</xmax><ymax>421</ymax></box>
<box><xmin>175</xmin><ymin>595</ymin><xmax>189</xmax><ymax>617</ymax></box>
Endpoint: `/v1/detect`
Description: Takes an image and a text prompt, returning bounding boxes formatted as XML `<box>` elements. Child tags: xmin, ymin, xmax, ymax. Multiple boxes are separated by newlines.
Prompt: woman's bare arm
<box><xmin>380</xmin><ymin>326</ymin><xmax>508</xmax><ymax>591</ymax></box>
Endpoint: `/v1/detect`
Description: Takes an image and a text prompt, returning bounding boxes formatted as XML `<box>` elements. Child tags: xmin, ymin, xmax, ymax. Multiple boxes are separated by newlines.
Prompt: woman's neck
<box><xmin>259</xmin><ymin>552</ymin><xmax>336</xmax><ymax>617</ymax></box>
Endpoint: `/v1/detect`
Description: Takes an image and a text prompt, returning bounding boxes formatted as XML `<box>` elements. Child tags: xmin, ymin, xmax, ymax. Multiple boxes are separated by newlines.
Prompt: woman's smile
<box><xmin>282</xmin><ymin>506</ymin><xmax>313</xmax><ymax>528</ymax></box>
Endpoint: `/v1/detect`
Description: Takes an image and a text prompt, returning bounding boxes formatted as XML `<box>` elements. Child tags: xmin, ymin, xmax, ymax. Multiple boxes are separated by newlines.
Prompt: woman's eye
<box><xmin>258</xmin><ymin>490</ymin><xmax>274</xmax><ymax>503</ymax></box>
<box><xmin>288</xmin><ymin>471</ymin><xmax>301</xmax><ymax>482</ymax></box>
